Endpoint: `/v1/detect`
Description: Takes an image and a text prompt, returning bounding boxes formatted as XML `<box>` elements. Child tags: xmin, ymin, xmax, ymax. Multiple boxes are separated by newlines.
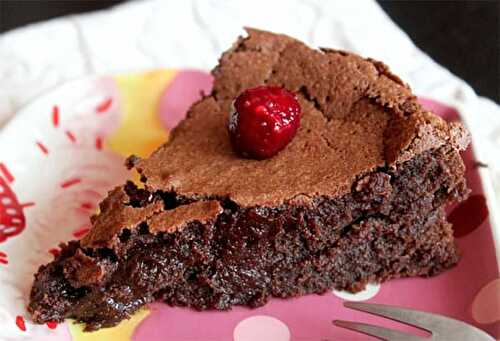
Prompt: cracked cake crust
<box><xmin>130</xmin><ymin>28</ymin><xmax>468</xmax><ymax>209</ymax></box>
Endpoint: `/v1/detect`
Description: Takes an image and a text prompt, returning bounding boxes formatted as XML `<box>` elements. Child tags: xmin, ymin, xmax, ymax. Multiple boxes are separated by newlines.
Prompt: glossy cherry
<box><xmin>228</xmin><ymin>86</ymin><xmax>301</xmax><ymax>159</ymax></box>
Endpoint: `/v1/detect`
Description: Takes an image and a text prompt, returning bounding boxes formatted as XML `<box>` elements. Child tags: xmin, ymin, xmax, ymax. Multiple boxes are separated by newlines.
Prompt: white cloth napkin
<box><xmin>0</xmin><ymin>0</ymin><xmax>499</xmax><ymax>250</ymax></box>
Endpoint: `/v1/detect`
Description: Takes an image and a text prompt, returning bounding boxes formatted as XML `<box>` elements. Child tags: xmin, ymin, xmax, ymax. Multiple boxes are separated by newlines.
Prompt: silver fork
<box><xmin>333</xmin><ymin>302</ymin><xmax>494</xmax><ymax>340</ymax></box>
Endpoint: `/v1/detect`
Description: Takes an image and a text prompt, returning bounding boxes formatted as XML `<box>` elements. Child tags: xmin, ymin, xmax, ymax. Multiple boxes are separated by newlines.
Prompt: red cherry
<box><xmin>228</xmin><ymin>86</ymin><xmax>301</xmax><ymax>159</ymax></box>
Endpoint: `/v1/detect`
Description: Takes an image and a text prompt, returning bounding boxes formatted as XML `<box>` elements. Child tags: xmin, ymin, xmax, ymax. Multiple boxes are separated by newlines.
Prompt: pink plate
<box><xmin>0</xmin><ymin>70</ymin><xmax>498</xmax><ymax>340</ymax></box>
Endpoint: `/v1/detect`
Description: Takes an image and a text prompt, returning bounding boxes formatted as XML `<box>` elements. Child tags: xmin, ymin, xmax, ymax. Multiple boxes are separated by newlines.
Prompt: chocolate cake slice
<box><xmin>28</xmin><ymin>28</ymin><xmax>470</xmax><ymax>330</ymax></box>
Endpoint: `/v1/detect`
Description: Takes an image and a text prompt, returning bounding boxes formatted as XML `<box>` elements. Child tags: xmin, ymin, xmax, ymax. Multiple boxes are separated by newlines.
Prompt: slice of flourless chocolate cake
<box><xmin>28</xmin><ymin>28</ymin><xmax>470</xmax><ymax>330</ymax></box>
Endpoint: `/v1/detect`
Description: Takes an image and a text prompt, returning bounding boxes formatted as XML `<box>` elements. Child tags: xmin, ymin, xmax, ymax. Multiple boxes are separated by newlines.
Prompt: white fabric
<box><xmin>0</xmin><ymin>0</ymin><xmax>499</xmax><ymax>250</ymax></box>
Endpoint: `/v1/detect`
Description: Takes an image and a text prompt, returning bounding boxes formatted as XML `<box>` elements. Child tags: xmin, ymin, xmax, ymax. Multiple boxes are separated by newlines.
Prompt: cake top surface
<box><xmin>132</xmin><ymin>28</ymin><xmax>467</xmax><ymax>207</ymax></box>
<box><xmin>82</xmin><ymin>28</ymin><xmax>469</xmax><ymax>248</ymax></box>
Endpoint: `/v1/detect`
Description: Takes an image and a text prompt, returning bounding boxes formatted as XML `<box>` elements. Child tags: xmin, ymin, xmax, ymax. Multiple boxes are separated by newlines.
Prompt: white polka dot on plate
<box><xmin>234</xmin><ymin>315</ymin><xmax>291</xmax><ymax>341</ymax></box>
<box><xmin>333</xmin><ymin>283</ymin><xmax>381</xmax><ymax>301</ymax></box>
<box><xmin>471</xmin><ymin>278</ymin><xmax>500</xmax><ymax>324</ymax></box>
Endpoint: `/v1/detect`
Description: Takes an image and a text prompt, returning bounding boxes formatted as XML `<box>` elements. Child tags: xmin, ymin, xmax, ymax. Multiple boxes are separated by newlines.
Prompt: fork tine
<box><xmin>345</xmin><ymin>301</ymin><xmax>455</xmax><ymax>332</ymax></box>
<box><xmin>344</xmin><ymin>302</ymin><xmax>494</xmax><ymax>340</ymax></box>
<box><xmin>333</xmin><ymin>320</ymin><xmax>425</xmax><ymax>341</ymax></box>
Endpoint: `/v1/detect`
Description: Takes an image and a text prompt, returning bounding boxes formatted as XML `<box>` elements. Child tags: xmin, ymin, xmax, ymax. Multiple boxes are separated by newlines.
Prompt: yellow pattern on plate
<box><xmin>68</xmin><ymin>308</ymin><xmax>150</xmax><ymax>341</ymax></box>
<box><xmin>108</xmin><ymin>70</ymin><xmax>176</xmax><ymax>158</ymax></box>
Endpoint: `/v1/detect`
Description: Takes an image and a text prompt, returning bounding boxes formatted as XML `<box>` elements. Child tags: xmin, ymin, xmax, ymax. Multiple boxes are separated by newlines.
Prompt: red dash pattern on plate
<box><xmin>36</xmin><ymin>142</ymin><xmax>49</xmax><ymax>155</ymax></box>
<box><xmin>95</xmin><ymin>137</ymin><xmax>103</xmax><ymax>150</ymax></box>
<box><xmin>80</xmin><ymin>202</ymin><xmax>93</xmax><ymax>210</ymax></box>
<box><xmin>60</xmin><ymin>178</ymin><xmax>81</xmax><ymax>189</ymax></box>
<box><xmin>65</xmin><ymin>131</ymin><xmax>77</xmax><ymax>143</ymax></box>
<box><xmin>15</xmin><ymin>316</ymin><xmax>26</xmax><ymax>331</ymax></box>
<box><xmin>73</xmin><ymin>226</ymin><xmax>90</xmax><ymax>239</ymax></box>
<box><xmin>96</xmin><ymin>97</ymin><xmax>113</xmax><ymax>113</ymax></box>
<box><xmin>48</xmin><ymin>248</ymin><xmax>60</xmax><ymax>258</ymax></box>
<box><xmin>52</xmin><ymin>106</ymin><xmax>60</xmax><ymax>127</ymax></box>
<box><xmin>46</xmin><ymin>321</ymin><xmax>58</xmax><ymax>329</ymax></box>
